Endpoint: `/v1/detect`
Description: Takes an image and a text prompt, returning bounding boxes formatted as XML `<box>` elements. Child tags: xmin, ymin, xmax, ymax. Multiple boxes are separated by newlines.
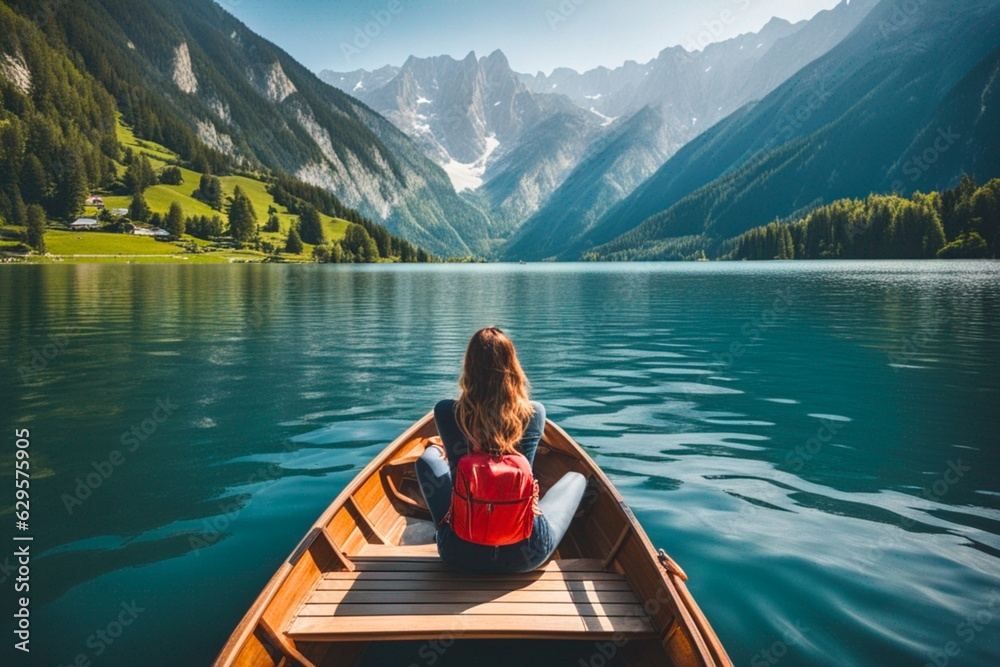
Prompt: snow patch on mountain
<box><xmin>589</xmin><ymin>108</ymin><xmax>618</xmax><ymax>127</ymax></box>
<box><xmin>442</xmin><ymin>135</ymin><xmax>500</xmax><ymax>192</ymax></box>
<box><xmin>410</xmin><ymin>113</ymin><xmax>432</xmax><ymax>136</ymax></box>
<box><xmin>172</xmin><ymin>42</ymin><xmax>197</xmax><ymax>94</ymax></box>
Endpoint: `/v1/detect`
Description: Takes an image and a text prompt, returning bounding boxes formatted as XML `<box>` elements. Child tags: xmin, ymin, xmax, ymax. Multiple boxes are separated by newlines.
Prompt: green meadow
<box><xmin>19</xmin><ymin>120</ymin><xmax>352</xmax><ymax>263</ymax></box>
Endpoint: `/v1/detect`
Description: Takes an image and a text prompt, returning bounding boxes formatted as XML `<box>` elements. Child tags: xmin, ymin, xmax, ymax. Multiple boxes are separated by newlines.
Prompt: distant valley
<box><xmin>321</xmin><ymin>0</ymin><xmax>881</xmax><ymax>259</ymax></box>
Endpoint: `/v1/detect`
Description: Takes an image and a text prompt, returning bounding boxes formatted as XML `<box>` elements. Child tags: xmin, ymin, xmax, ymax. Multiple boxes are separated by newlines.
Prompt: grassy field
<box><xmin>31</xmin><ymin>230</ymin><xmax>274</xmax><ymax>263</ymax></box>
<box><xmin>28</xmin><ymin>252</ymin><xmax>270</xmax><ymax>264</ymax></box>
<box><xmin>78</xmin><ymin>120</ymin><xmax>352</xmax><ymax>261</ymax></box>
<box><xmin>0</xmin><ymin>119</ymin><xmax>358</xmax><ymax>264</ymax></box>
<box><xmin>46</xmin><ymin>229</ymin><xmax>180</xmax><ymax>255</ymax></box>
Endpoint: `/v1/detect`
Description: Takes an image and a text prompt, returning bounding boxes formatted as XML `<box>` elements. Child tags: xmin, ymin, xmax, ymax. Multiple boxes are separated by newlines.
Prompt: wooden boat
<box><xmin>214</xmin><ymin>413</ymin><xmax>732</xmax><ymax>666</ymax></box>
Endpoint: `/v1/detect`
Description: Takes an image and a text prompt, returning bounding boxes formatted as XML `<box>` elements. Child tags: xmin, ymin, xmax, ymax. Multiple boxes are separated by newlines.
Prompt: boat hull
<box><xmin>214</xmin><ymin>413</ymin><xmax>731</xmax><ymax>667</ymax></box>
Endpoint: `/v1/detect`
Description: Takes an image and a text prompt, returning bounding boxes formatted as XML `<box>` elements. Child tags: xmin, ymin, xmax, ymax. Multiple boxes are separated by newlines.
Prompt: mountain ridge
<box><xmin>322</xmin><ymin>0</ymin><xmax>878</xmax><ymax>258</ymax></box>
<box><xmin>588</xmin><ymin>0</ymin><xmax>1000</xmax><ymax>260</ymax></box>
<box><xmin>503</xmin><ymin>0</ymin><xmax>879</xmax><ymax>260</ymax></box>
<box><xmin>3</xmin><ymin>0</ymin><xmax>491</xmax><ymax>256</ymax></box>
<box><xmin>322</xmin><ymin>49</ymin><xmax>598</xmax><ymax>243</ymax></box>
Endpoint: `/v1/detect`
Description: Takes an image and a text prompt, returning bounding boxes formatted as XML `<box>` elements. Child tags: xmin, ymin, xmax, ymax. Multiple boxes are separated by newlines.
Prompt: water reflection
<box><xmin>1</xmin><ymin>261</ymin><xmax>998</xmax><ymax>666</ymax></box>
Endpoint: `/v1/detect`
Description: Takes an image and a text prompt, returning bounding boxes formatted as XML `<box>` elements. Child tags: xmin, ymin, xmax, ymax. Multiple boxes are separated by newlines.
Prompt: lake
<box><xmin>1</xmin><ymin>261</ymin><xmax>999</xmax><ymax>666</ymax></box>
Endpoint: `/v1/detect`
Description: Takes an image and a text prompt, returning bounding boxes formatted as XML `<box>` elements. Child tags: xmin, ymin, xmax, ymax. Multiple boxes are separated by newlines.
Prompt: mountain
<box><xmin>0</xmin><ymin>2</ymin><xmax>119</xmax><ymax>224</ymax></box>
<box><xmin>322</xmin><ymin>65</ymin><xmax>401</xmax><ymax>99</ymax></box>
<box><xmin>588</xmin><ymin>0</ymin><xmax>1000</xmax><ymax>260</ymax></box>
<box><xmin>501</xmin><ymin>106</ymin><xmax>683</xmax><ymax>260</ymax></box>
<box><xmin>519</xmin><ymin>0</ymin><xmax>879</xmax><ymax>122</ymax></box>
<box><xmin>884</xmin><ymin>45</ymin><xmax>1000</xmax><ymax>193</ymax></box>
<box><xmin>464</xmin><ymin>110</ymin><xmax>602</xmax><ymax>239</ymax></box>
<box><xmin>322</xmin><ymin>50</ymin><xmax>601</xmax><ymax>243</ymax></box>
<box><xmin>504</xmin><ymin>0</ymin><xmax>879</xmax><ymax>260</ymax></box>
<box><xmin>3</xmin><ymin>0</ymin><xmax>490</xmax><ymax>256</ymax></box>
<box><xmin>517</xmin><ymin>60</ymin><xmax>650</xmax><ymax>120</ymax></box>
<box><xmin>323</xmin><ymin>1</ymin><xmax>878</xmax><ymax>258</ymax></box>
<box><xmin>322</xmin><ymin>51</ymin><xmax>583</xmax><ymax>184</ymax></box>
<box><xmin>0</xmin><ymin>2</ymin><xmax>435</xmax><ymax>262</ymax></box>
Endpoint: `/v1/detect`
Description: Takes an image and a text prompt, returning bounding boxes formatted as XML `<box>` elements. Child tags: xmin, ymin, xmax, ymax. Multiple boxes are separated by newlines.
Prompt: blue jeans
<box><xmin>415</xmin><ymin>400</ymin><xmax>587</xmax><ymax>573</ymax></box>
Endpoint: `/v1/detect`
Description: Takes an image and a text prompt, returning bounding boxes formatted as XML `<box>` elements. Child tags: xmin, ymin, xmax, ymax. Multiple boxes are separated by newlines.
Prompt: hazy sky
<box><xmin>215</xmin><ymin>0</ymin><xmax>843</xmax><ymax>74</ymax></box>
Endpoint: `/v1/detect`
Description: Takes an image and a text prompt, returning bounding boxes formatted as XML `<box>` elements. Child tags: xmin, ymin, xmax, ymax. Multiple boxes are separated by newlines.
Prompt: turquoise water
<box><xmin>1</xmin><ymin>262</ymin><xmax>999</xmax><ymax>666</ymax></box>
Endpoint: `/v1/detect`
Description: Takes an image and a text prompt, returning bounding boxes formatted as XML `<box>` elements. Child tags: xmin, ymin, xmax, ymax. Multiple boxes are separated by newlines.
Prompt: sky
<box><xmin>214</xmin><ymin>0</ymin><xmax>843</xmax><ymax>75</ymax></box>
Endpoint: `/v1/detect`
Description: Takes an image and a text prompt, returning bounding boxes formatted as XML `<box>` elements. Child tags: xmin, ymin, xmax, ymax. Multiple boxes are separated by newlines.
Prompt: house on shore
<box><xmin>70</xmin><ymin>218</ymin><xmax>100</xmax><ymax>230</ymax></box>
<box><xmin>85</xmin><ymin>195</ymin><xmax>105</xmax><ymax>209</ymax></box>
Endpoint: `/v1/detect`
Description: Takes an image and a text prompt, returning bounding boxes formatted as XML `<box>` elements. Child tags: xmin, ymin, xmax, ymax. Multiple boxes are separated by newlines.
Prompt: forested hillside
<box><xmin>504</xmin><ymin>0</ymin><xmax>879</xmax><ymax>261</ymax></box>
<box><xmin>589</xmin><ymin>175</ymin><xmax>999</xmax><ymax>262</ymax></box>
<box><xmin>0</xmin><ymin>2</ymin><xmax>433</xmax><ymax>263</ymax></box>
<box><xmin>723</xmin><ymin>176</ymin><xmax>998</xmax><ymax>261</ymax></box>
<box><xmin>1</xmin><ymin>0</ymin><xmax>490</xmax><ymax>256</ymax></box>
<box><xmin>586</xmin><ymin>0</ymin><xmax>1000</xmax><ymax>261</ymax></box>
<box><xmin>0</xmin><ymin>3</ymin><xmax>118</xmax><ymax>225</ymax></box>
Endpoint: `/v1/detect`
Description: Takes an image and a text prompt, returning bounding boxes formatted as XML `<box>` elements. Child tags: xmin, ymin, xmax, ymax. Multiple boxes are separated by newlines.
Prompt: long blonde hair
<box><xmin>455</xmin><ymin>327</ymin><xmax>534</xmax><ymax>456</ymax></box>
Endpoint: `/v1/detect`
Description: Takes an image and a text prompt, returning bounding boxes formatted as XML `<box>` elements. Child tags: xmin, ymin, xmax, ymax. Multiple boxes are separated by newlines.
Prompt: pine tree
<box><xmin>298</xmin><ymin>205</ymin><xmax>325</xmax><ymax>245</ymax></box>
<box><xmin>20</xmin><ymin>154</ymin><xmax>49</xmax><ymax>206</ymax></box>
<box><xmin>159</xmin><ymin>166</ymin><xmax>183</xmax><ymax>185</ymax></box>
<box><xmin>124</xmin><ymin>155</ymin><xmax>156</xmax><ymax>194</ymax></box>
<box><xmin>198</xmin><ymin>173</ymin><xmax>223</xmax><ymax>210</ymax></box>
<box><xmin>264</xmin><ymin>213</ymin><xmax>280</xmax><ymax>232</ymax></box>
<box><xmin>165</xmin><ymin>201</ymin><xmax>185</xmax><ymax>238</ymax></box>
<box><xmin>329</xmin><ymin>241</ymin><xmax>344</xmax><ymax>263</ymax></box>
<box><xmin>0</xmin><ymin>121</ymin><xmax>26</xmax><ymax>187</ymax></box>
<box><xmin>56</xmin><ymin>150</ymin><xmax>89</xmax><ymax>221</ymax></box>
<box><xmin>209</xmin><ymin>215</ymin><xmax>224</xmax><ymax>237</ymax></box>
<box><xmin>129</xmin><ymin>192</ymin><xmax>151</xmax><ymax>222</ymax></box>
<box><xmin>228</xmin><ymin>186</ymin><xmax>257</xmax><ymax>243</ymax></box>
<box><xmin>311</xmin><ymin>244</ymin><xmax>330</xmax><ymax>262</ymax></box>
<box><xmin>9</xmin><ymin>187</ymin><xmax>27</xmax><ymax>227</ymax></box>
<box><xmin>284</xmin><ymin>225</ymin><xmax>303</xmax><ymax>254</ymax></box>
<box><xmin>342</xmin><ymin>223</ymin><xmax>379</xmax><ymax>262</ymax></box>
<box><xmin>26</xmin><ymin>204</ymin><xmax>47</xmax><ymax>253</ymax></box>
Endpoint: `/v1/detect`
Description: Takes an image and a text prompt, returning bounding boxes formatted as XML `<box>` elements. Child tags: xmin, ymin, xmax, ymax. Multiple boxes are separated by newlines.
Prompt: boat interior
<box><xmin>217</xmin><ymin>417</ymin><xmax>730</xmax><ymax>667</ymax></box>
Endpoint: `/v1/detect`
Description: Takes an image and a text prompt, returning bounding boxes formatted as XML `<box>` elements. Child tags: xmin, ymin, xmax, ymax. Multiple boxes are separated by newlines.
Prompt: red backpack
<box><xmin>448</xmin><ymin>451</ymin><xmax>537</xmax><ymax>546</ymax></box>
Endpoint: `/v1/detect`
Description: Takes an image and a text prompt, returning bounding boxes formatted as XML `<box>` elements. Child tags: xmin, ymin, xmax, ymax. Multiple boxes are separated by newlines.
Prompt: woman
<box><xmin>415</xmin><ymin>327</ymin><xmax>587</xmax><ymax>574</ymax></box>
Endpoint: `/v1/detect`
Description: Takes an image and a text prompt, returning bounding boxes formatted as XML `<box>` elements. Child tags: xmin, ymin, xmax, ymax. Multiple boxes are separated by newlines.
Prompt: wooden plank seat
<box><xmin>286</xmin><ymin>554</ymin><xmax>656</xmax><ymax>641</ymax></box>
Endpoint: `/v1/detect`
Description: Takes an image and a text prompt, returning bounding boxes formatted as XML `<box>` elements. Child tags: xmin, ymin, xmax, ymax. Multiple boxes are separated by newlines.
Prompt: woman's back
<box><xmin>414</xmin><ymin>328</ymin><xmax>586</xmax><ymax>574</ymax></box>
<box><xmin>433</xmin><ymin>398</ymin><xmax>546</xmax><ymax>475</ymax></box>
